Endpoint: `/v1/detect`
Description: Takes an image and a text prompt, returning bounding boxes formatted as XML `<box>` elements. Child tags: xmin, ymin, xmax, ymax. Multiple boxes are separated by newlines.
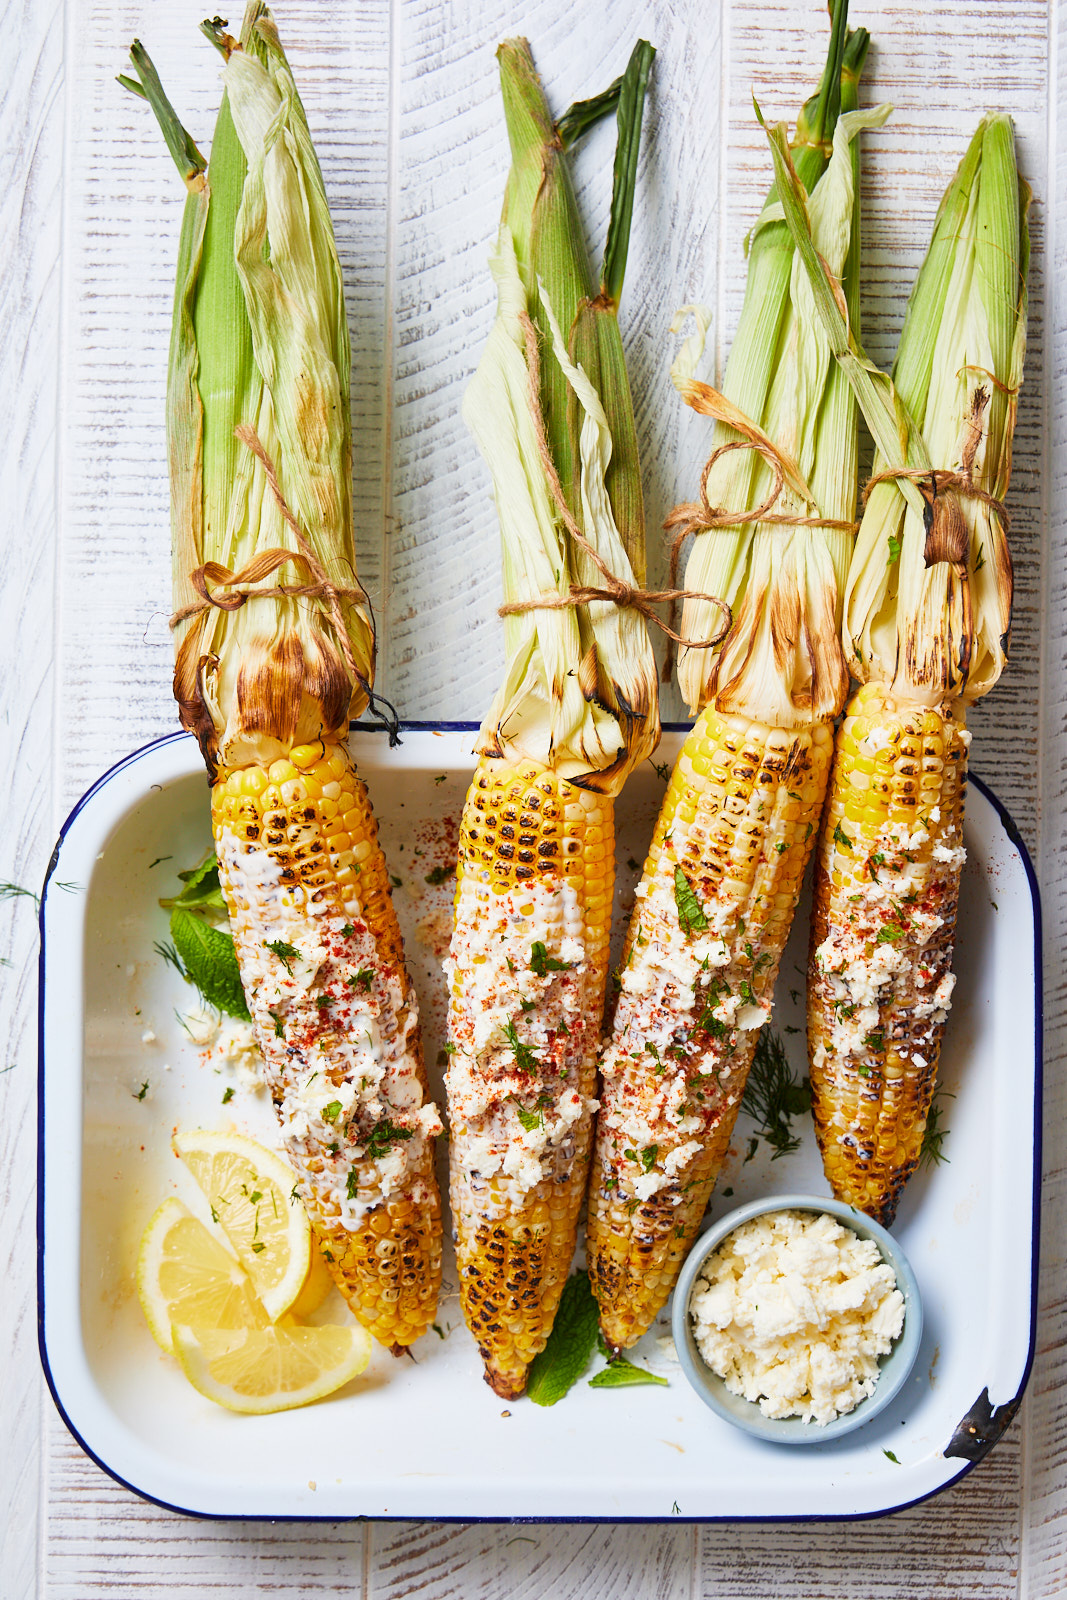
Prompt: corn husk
<box><xmin>131</xmin><ymin>3</ymin><xmax>373</xmax><ymax>775</ymax></box>
<box><xmin>674</xmin><ymin>5</ymin><xmax>882</xmax><ymax>727</ymax></box>
<box><xmin>767</xmin><ymin>114</ymin><xmax>1029</xmax><ymax>708</ymax></box>
<box><xmin>464</xmin><ymin>39</ymin><xmax>659</xmax><ymax>793</ymax></box>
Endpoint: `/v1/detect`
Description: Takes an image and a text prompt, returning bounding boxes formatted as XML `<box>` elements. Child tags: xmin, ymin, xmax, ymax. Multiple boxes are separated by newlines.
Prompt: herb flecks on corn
<box><xmin>588</xmin><ymin>1</ymin><xmax>875</xmax><ymax>1349</ymax></box>
<box><xmin>131</xmin><ymin>2</ymin><xmax>442</xmax><ymax>1348</ymax></box>
<box><xmin>449</xmin><ymin>38</ymin><xmax>657</xmax><ymax>1397</ymax></box>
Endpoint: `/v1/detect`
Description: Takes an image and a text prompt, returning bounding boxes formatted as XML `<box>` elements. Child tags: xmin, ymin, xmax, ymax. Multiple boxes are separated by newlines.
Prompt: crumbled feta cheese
<box><xmin>688</xmin><ymin>1209</ymin><xmax>905</xmax><ymax>1424</ymax></box>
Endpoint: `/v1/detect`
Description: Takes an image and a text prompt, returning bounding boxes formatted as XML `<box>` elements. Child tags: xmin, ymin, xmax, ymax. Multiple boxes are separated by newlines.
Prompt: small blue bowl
<box><xmin>671</xmin><ymin>1194</ymin><xmax>923</xmax><ymax>1444</ymax></box>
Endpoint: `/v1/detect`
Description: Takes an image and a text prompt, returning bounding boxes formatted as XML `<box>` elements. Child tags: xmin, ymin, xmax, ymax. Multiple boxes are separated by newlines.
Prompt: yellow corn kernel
<box><xmin>807</xmin><ymin>682</ymin><xmax>968</xmax><ymax>1226</ymax></box>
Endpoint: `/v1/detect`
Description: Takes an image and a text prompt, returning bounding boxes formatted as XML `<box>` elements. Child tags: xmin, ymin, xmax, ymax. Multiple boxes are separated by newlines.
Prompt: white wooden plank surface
<box><xmin>2</xmin><ymin>0</ymin><xmax>1062</xmax><ymax>1593</ymax></box>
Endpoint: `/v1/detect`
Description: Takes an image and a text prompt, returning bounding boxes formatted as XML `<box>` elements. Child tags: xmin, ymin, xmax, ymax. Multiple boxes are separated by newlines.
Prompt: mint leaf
<box><xmin>170</xmin><ymin>905</ymin><xmax>250</xmax><ymax>1020</ymax></box>
<box><xmin>159</xmin><ymin>850</ymin><xmax>226</xmax><ymax>914</ymax></box>
<box><xmin>589</xmin><ymin>1356</ymin><xmax>668</xmax><ymax>1389</ymax></box>
<box><xmin>673</xmin><ymin>867</ymin><xmax>708</xmax><ymax>936</ymax></box>
<box><xmin>526</xmin><ymin>1270</ymin><xmax>600</xmax><ymax>1406</ymax></box>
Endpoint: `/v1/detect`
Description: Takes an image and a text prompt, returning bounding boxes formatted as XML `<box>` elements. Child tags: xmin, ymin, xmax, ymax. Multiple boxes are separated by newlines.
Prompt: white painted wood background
<box><xmin>1</xmin><ymin>0</ymin><xmax>1062</xmax><ymax>1592</ymax></box>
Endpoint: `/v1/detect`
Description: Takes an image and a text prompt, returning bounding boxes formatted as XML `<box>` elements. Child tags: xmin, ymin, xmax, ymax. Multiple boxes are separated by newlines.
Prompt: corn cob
<box><xmin>213</xmin><ymin>742</ymin><xmax>442</xmax><ymax>1347</ymax></box>
<box><xmin>776</xmin><ymin>116</ymin><xmax>1029</xmax><ymax>1224</ymax></box>
<box><xmin>806</xmin><ymin>687</ymin><xmax>967</xmax><ymax>1224</ymax></box>
<box><xmin>451</xmin><ymin>39</ymin><xmax>658</xmax><ymax>1396</ymax></box>
<box><xmin>588</xmin><ymin>3</ymin><xmax>877</xmax><ymax>1350</ymax></box>
<box><xmin>588</xmin><ymin>710</ymin><xmax>832</xmax><ymax>1350</ymax></box>
<box><xmin>130</xmin><ymin>3</ymin><xmax>442</xmax><ymax>1347</ymax></box>
<box><xmin>446</xmin><ymin>757</ymin><xmax>613</xmax><ymax>1392</ymax></box>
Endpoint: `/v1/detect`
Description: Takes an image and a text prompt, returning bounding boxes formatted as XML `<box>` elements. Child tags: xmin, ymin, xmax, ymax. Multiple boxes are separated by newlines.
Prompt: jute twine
<box><xmin>170</xmin><ymin>424</ymin><xmax>400</xmax><ymax>743</ymax></box>
<box><xmin>497</xmin><ymin>314</ymin><xmax>734</xmax><ymax>663</ymax></box>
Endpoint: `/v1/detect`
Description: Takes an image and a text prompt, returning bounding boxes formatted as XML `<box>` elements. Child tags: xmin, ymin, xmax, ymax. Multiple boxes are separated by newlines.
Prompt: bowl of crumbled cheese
<box><xmin>671</xmin><ymin>1196</ymin><xmax>922</xmax><ymax>1443</ymax></box>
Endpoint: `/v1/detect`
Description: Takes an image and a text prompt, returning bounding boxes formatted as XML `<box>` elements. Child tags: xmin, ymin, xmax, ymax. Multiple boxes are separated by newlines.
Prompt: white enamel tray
<box><xmin>38</xmin><ymin>725</ymin><xmax>1040</xmax><ymax>1522</ymax></box>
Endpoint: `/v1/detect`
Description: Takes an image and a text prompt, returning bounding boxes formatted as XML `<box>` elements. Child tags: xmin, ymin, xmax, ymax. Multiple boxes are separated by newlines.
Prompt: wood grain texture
<box><xmin>0</xmin><ymin>0</ymin><xmax>65</xmax><ymax>1596</ymax></box>
<box><xmin>6</xmin><ymin>0</ymin><xmax>1060</xmax><ymax>1593</ymax></box>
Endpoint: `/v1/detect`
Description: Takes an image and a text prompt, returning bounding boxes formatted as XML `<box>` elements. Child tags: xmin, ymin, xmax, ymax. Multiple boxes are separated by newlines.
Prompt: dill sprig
<box><xmin>918</xmin><ymin>1087</ymin><xmax>954</xmax><ymax>1171</ymax></box>
<box><xmin>740</xmin><ymin>1029</ymin><xmax>811</xmax><ymax>1159</ymax></box>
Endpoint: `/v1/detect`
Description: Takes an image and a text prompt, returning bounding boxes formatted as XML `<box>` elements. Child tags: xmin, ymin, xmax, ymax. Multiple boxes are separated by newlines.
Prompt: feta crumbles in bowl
<box><xmin>671</xmin><ymin>1196</ymin><xmax>922</xmax><ymax>1443</ymax></box>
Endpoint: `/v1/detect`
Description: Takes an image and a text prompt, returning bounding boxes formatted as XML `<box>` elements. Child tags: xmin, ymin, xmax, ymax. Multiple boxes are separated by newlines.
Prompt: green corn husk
<box><xmin>674</xmin><ymin>0</ymin><xmax>883</xmax><ymax>726</ymax></box>
<box><xmin>464</xmin><ymin>38</ymin><xmax>659</xmax><ymax>792</ymax></box>
<box><xmin>843</xmin><ymin>117</ymin><xmax>1029</xmax><ymax>704</ymax></box>
<box><xmin>767</xmin><ymin>114</ymin><xmax>1029</xmax><ymax>708</ymax></box>
<box><xmin>127</xmin><ymin>3</ymin><xmax>373</xmax><ymax>775</ymax></box>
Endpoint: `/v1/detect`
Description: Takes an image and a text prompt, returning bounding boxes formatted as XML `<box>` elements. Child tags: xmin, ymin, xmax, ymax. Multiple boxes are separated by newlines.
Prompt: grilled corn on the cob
<box><xmin>781</xmin><ymin>114</ymin><xmax>1030</xmax><ymax>1224</ymax></box>
<box><xmin>131</xmin><ymin>2</ymin><xmax>442</xmax><ymax>1346</ymax></box>
<box><xmin>588</xmin><ymin>710</ymin><xmax>832</xmax><ymax>1351</ymax></box>
<box><xmin>450</xmin><ymin>39</ymin><xmax>658</xmax><ymax>1396</ymax></box>
<box><xmin>807</xmin><ymin>687</ymin><xmax>967</xmax><ymax>1224</ymax></box>
<box><xmin>588</xmin><ymin>5</ymin><xmax>878</xmax><ymax>1349</ymax></box>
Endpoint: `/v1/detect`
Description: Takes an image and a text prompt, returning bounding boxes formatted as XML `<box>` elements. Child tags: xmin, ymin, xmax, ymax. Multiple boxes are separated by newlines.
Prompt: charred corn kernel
<box><xmin>212</xmin><ymin>740</ymin><xmax>442</xmax><ymax>1349</ymax></box>
<box><xmin>445</xmin><ymin>755</ymin><xmax>614</xmax><ymax>1398</ymax></box>
<box><xmin>587</xmin><ymin>708</ymin><xmax>833</xmax><ymax>1352</ymax></box>
<box><xmin>807</xmin><ymin>683</ymin><xmax>969</xmax><ymax>1227</ymax></box>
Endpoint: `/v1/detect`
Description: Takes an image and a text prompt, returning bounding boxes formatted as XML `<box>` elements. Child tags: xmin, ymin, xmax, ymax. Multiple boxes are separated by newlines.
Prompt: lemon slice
<box><xmin>138</xmin><ymin>1198</ymin><xmax>267</xmax><ymax>1356</ymax></box>
<box><xmin>172</xmin><ymin>1322</ymin><xmax>372</xmax><ymax>1414</ymax></box>
<box><xmin>289</xmin><ymin>1239</ymin><xmax>336</xmax><ymax>1319</ymax></box>
<box><xmin>173</xmin><ymin>1130</ymin><xmax>310</xmax><ymax>1319</ymax></box>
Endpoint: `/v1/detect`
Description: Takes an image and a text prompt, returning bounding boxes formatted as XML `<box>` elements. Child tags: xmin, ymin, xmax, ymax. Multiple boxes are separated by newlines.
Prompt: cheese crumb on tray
<box><xmin>688</xmin><ymin>1209</ymin><xmax>905</xmax><ymax>1425</ymax></box>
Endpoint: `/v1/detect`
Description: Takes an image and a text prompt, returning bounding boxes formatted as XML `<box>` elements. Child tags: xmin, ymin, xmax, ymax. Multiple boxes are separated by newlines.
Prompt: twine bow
<box><xmin>169</xmin><ymin>425</ymin><xmax>401</xmax><ymax>744</ymax></box>
<box><xmin>498</xmin><ymin>314</ymin><xmax>733</xmax><ymax>660</ymax></box>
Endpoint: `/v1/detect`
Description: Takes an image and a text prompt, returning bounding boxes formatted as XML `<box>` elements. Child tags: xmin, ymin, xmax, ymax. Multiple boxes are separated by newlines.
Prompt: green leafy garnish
<box><xmin>222</xmin><ymin>1086</ymin><xmax>234</xmax><ymax>1104</ymax></box>
<box><xmin>740</xmin><ymin>1029</ymin><xmax>811</xmax><ymax>1159</ymax></box>
<box><xmin>135</xmin><ymin>1081</ymin><xmax>149</xmax><ymax>1101</ymax></box>
<box><xmin>883</xmin><ymin>1449</ymin><xmax>900</xmax><ymax>1464</ymax></box>
<box><xmin>502</xmin><ymin>1020</ymin><xmax>538</xmax><ymax>1073</ymax></box>
<box><xmin>269</xmin><ymin>1009</ymin><xmax>285</xmax><ymax>1038</ymax></box>
<box><xmin>918</xmin><ymin>1087</ymin><xmax>954</xmax><ymax>1170</ymax></box>
<box><xmin>170</xmin><ymin>906</ymin><xmax>251</xmax><ymax>1020</ymax></box>
<box><xmin>832</xmin><ymin>822</ymin><xmax>854</xmax><ymax>852</ymax></box>
<box><xmin>526</xmin><ymin>1270</ymin><xmax>600</xmax><ymax>1406</ymax></box>
<box><xmin>673</xmin><ymin>866</ymin><xmax>708</xmax><ymax>936</ymax></box>
<box><xmin>529</xmin><ymin>940</ymin><xmax>572</xmax><ymax>977</ymax></box>
<box><xmin>264</xmin><ymin>939</ymin><xmax>300</xmax><ymax>975</ymax></box>
<box><xmin>425</xmin><ymin>864</ymin><xmax>454</xmax><ymax>886</ymax></box>
<box><xmin>876</xmin><ymin>922</ymin><xmax>906</xmax><ymax>944</ymax></box>
<box><xmin>345</xmin><ymin>1169</ymin><xmax>359</xmax><ymax>1200</ymax></box>
<box><xmin>322</xmin><ymin>1100</ymin><xmax>342</xmax><ymax>1124</ymax></box>
<box><xmin>589</xmin><ymin>1357</ymin><xmax>668</xmax><ymax>1390</ymax></box>
<box><xmin>159</xmin><ymin>850</ymin><xmax>226</xmax><ymax>915</ymax></box>
<box><xmin>366</xmin><ymin>1119</ymin><xmax>415</xmax><ymax>1161</ymax></box>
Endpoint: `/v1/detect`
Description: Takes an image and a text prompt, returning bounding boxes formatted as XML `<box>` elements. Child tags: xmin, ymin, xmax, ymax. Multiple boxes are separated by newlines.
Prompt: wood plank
<box><xmin>0</xmin><ymin>0</ymin><xmax>66</xmax><ymax>1595</ymax></box>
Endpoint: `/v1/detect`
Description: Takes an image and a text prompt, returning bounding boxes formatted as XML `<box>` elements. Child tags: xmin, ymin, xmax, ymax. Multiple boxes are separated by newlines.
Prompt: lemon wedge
<box><xmin>137</xmin><ymin>1198</ymin><xmax>267</xmax><ymax>1356</ymax></box>
<box><xmin>172</xmin><ymin>1322</ymin><xmax>372</xmax><ymax>1414</ymax></box>
<box><xmin>289</xmin><ymin>1239</ymin><xmax>337</xmax><ymax>1319</ymax></box>
<box><xmin>173</xmin><ymin>1130</ymin><xmax>310</xmax><ymax>1319</ymax></box>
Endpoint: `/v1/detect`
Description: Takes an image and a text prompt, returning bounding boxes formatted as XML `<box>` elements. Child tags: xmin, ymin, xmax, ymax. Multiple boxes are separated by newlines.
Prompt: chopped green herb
<box><xmin>222</xmin><ymin>1086</ymin><xmax>235</xmax><ymax>1104</ymax></box>
<box><xmin>264</xmin><ymin>939</ymin><xmax>300</xmax><ymax>975</ymax></box>
<box><xmin>147</xmin><ymin>856</ymin><xmax>172</xmax><ymax>870</ymax></box>
<box><xmin>832</xmin><ymin>822</ymin><xmax>854</xmax><ymax>852</ymax></box>
<box><xmin>366</xmin><ymin>1119</ymin><xmax>415</xmax><ymax>1161</ymax></box>
<box><xmin>315</xmin><ymin>994</ymin><xmax>332</xmax><ymax>1011</ymax></box>
<box><xmin>918</xmin><ymin>1087</ymin><xmax>954</xmax><ymax>1171</ymax></box>
<box><xmin>673</xmin><ymin>866</ymin><xmax>708</xmax><ymax>936</ymax></box>
<box><xmin>627</xmin><ymin>857</ymin><xmax>641</xmax><ymax>871</ymax></box>
<box><xmin>529</xmin><ymin>940</ymin><xmax>572</xmax><ymax>977</ymax></box>
<box><xmin>390</xmin><ymin>874</ymin><xmax>402</xmax><ymax>888</ymax></box>
<box><xmin>251</xmin><ymin>1241</ymin><xmax>266</xmax><ymax>1254</ymax></box>
<box><xmin>345</xmin><ymin>1170</ymin><xmax>359</xmax><ymax>1200</ymax></box>
<box><xmin>322</xmin><ymin>1100</ymin><xmax>343</xmax><ymax>1124</ymax></box>
<box><xmin>425</xmin><ymin>865</ymin><xmax>454</xmax><ymax>885</ymax></box>
<box><xmin>434</xmin><ymin>774</ymin><xmax>447</xmax><ymax>785</ymax></box>
<box><xmin>876</xmin><ymin>922</ymin><xmax>905</xmax><ymax>944</ymax></box>
<box><xmin>651</xmin><ymin>759</ymin><xmax>670</xmax><ymax>782</ymax></box>
<box><xmin>740</xmin><ymin>1029</ymin><xmax>811</xmax><ymax>1159</ymax></box>
<box><xmin>341</xmin><ymin>923</ymin><xmax>356</xmax><ymax>938</ymax></box>
<box><xmin>502</xmin><ymin>1020</ymin><xmax>538</xmax><ymax>1073</ymax></box>
<box><xmin>883</xmin><ymin>1449</ymin><xmax>900</xmax><ymax>1464</ymax></box>
<box><xmin>135</xmin><ymin>1081</ymin><xmax>149</xmax><ymax>1101</ymax></box>
<box><xmin>442</xmin><ymin>1042</ymin><xmax>456</xmax><ymax>1055</ymax></box>
<box><xmin>269</xmin><ymin>1009</ymin><xmax>285</xmax><ymax>1038</ymax></box>
<box><xmin>348</xmin><ymin>969</ymin><xmax>374</xmax><ymax>991</ymax></box>
<box><xmin>645</xmin><ymin>1040</ymin><xmax>665</xmax><ymax>1075</ymax></box>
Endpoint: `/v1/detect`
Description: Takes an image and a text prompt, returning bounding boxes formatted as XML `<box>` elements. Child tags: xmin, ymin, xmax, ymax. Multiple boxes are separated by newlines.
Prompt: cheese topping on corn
<box><xmin>216</xmin><ymin>827</ymin><xmax>442</xmax><ymax>1229</ymax></box>
<box><xmin>688</xmin><ymin>1209</ymin><xmax>905</xmax><ymax>1424</ymax></box>
<box><xmin>445</xmin><ymin>875</ymin><xmax>598</xmax><ymax>1201</ymax></box>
